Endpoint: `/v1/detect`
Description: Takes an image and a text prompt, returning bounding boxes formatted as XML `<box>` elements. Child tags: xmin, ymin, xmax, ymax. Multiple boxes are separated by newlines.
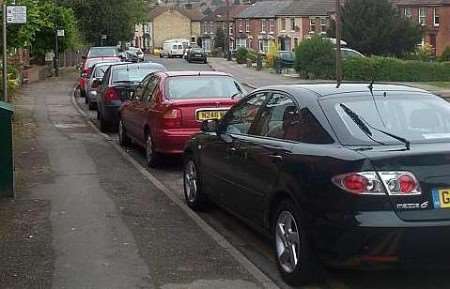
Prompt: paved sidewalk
<box><xmin>10</xmin><ymin>71</ymin><xmax>267</xmax><ymax>289</ymax></box>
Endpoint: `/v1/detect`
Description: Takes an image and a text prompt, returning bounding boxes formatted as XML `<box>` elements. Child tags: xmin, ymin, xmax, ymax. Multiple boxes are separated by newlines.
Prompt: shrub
<box><xmin>236</xmin><ymin>47</ymin><xmax>248</xmax><ymax>64</ymax></box>
<box><xmin>413</xmin><ymin>43</ymin><xmax>434</xmax><ymax>62</ymax></box>
<box><xmin>343</xmin><ymin>56</ymin><xmax>450</xmax><ymax>82</ymax></box>
<box><xmin>294</xmin><ymin>36</ymin><xmax>335</xmax><ymax>79</ymax></box>
<box><xmin>266</xmin><ymin>41</ymin><xmax>279</xmax><ymax>68</ymax></box>
<box><xmin>439</xmin><ymin>46</ymin><xmax>450</xmax><ymax>62</ymax></box>
<box><xmin>247</xmin><ymin>49</ymin><xmax>258</xmax><ymax>62</ymax></box>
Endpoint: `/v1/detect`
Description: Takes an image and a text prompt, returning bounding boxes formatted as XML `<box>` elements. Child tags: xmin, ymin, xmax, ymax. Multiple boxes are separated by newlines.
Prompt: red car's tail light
<box><xmin>104</xmin><ymin>87</ymin><xmax>119</xmax><ymax>104</ymax></box>
<box><xmin>332</xmin><ymin>171</ymin><xmax>421</xmax><ymax>196</ymax></box>
<box><xmin>162</xmin><ymin>108</ymin><xmax>182</xmax><ymax>128</ymax></box>
<box><xmin>82</xmin><ymin>68</ymin><xmax>92</xmax><ymax>78</ymax></box>
<box><xmin>378</xmin><ymin>172</ymin><xmax>421</xmax><ymax>195</ymax></box>
<box><xmin>332</xmin><ymin>172</ymin><xmax>384</xmax><ymax>195</ymax></box>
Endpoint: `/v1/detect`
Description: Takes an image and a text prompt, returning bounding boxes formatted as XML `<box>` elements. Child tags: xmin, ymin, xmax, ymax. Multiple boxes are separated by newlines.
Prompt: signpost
<box><xmin>2</xmin><ymin>5</ymin><xmax>27</xmax><ymax>102</ymax></box>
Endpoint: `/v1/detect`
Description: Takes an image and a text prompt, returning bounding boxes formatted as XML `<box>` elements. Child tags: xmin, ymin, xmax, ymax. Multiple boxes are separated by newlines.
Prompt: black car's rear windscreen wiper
<box><xmin>339</xmin><ymin>103</ymin><xmax>410</xmax><ymax>150</ymax></box>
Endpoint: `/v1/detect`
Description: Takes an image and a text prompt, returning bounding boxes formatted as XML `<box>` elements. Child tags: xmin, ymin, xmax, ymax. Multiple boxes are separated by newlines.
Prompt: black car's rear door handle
<box><xmin>268</xmin><ymin>154</ymin><xmax>283</xmax><ymax>162</ymax></box>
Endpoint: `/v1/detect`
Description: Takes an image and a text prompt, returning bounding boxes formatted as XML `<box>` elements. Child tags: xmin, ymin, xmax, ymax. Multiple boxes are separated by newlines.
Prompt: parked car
<box><xmin>339</xmin><ymin>47</ymin><xmax>365</xmax><ymax>59</ymax></box>
<box><xmin>126</xmin><ymin>47</ymin><xmax>145</xmax><ymax>62</ymax></box>
<box><xmin>183</xmin><ymin>84</ymin><xmax>450</xmax><ymax>285</ymax></box>
<box><xmin>118</xmin><ymin>71</ymin><xmax>246</xmax><ymax>167</ymax></box>
<box><xmin>86</xmin><ymin>61</ymin><xmax>127</xmax><ymax>110</ymax></box>
<box><xmin>187</xmin><ymin>48</ymin><xmax>207</xmax><ymax>63</ymax></box>
<box><xmin>79</xmin><ymin>56</ymin><xmax>121</xmax><ymax>98</ymax></box>
<box><xmin>278</xmin><ymin>51</ymin><xmax>295</xmax><ymax>67</ymax></box>
<box><xmin>96</xmin><ymin>62</ymin><xmax>167</xmax><ymax>132</ymax></box>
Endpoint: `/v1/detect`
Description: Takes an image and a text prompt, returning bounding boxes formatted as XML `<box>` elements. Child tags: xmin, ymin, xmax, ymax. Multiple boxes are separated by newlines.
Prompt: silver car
<box><xmin>86</xmin><ymin>61</ymin><xmax>123</xmax><ymax>110</ymax></box>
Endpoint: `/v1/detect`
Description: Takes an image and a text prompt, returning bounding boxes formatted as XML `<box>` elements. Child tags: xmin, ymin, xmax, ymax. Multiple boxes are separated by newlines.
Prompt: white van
<box><xmin>161</xmin><ymin>41</ymin><xmax>184</xmax><ymax>58</ymax></box>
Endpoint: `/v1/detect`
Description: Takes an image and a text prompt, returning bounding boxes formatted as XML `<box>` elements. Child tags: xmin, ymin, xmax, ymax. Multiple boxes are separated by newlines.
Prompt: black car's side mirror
<box><xmin>201</xmin><ymin>119</ymin><xmax>218</xmax><ymax>133</ymax></box>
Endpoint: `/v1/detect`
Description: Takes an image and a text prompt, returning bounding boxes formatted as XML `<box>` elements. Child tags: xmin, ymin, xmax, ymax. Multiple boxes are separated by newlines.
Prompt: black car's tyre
<box><xmin>118</xmin><ymin>119</ymin><xmax>131</xmax><ymax>147</ymax></box>
<box><xmin>84</xmin><ymin>94</ymin><xmax>89</xmax><ymax>104</ymax></box>
<box><xmin>88</xmin><ymin>100</ymin><xmax>96</xmax><ymax>111</ymax></box>
<box><xmin>273</xmin><ymin>199</ymin><xmax>319</xmax><ymax>286</ymax></box>
<box><xmin>99</xmin><ymin>112</ymin><xmax>110</xmax><ymax>133</ymax></box>
<box><xmin>183</xmin><ymin>155</ymin><xmax>208</xmax><ymax>210</ymax></box>
<box><xmin>145</xmin><ymin>132</ymin><xmax>161</xmax><ymax>168</ymax></box>
<box><xmin>204</xmin><ymin>59</ymin><xmax>208</xmax><ymax>64</ymax></box>
<box><xmin>80</xmin><ymin>89</ymin><xmax>86</xmax><ymax>98</ymax></box>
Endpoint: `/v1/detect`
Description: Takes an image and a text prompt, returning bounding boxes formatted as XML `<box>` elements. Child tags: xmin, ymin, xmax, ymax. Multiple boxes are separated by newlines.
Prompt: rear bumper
<box><xmin>190</xmin><ymin>56</ymin><xmax>206</xmax><ymax>61</ymax></box>
<box><xmin>316</xmin><ymin>211</ymin><xmax>450</xmax><ymax>268</ymax></box>
<box><xmin>101</xmin><ymin>104</ymin><xmax>120</xmax><ymax>123</ymax></box>
<box><xmin>154</xmin><ymin>128</ymin><xmax>199</xmax><ymax>154</ymax></box>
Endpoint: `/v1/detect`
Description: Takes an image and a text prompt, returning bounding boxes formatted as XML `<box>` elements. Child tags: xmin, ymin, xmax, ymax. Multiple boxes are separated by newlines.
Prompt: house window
<box><xmin>239</xmin><ymin>20</ymin><xmax>243</xmax><ymax>32</ymax></box>
<box><xmin>294</xmin><ymin>38</ymin><xmax>299</xmax><ymax>48</ymax></box>
<box><xmin>281</xmin><ymin>18</ymin><xmax>286</xmax><ymax>31</ymax></box>
<box><xmin>236</xmin><ymin>38</ymin><xmax>247</xmax><ymax>48</ymax></box>
<box><xmin>404</xmin><ymin>7</ymin><xmax>412</xmax><ymax>18</ymax></box>
<box><xmin>433</xmin><ymin>8</ymin><xmax>440</xmax><ymax>26</ymax></box>
<box><xmin>290</xmin><ymin>18</ymin><xmax>295</xmax><ymax>31</ymax></box>
<box><xmin>309</xmin><ymin>18</ymin><xmax>316</xmax><ymax>33</ymax></box>
<box><xmin>259</xmin><ymin>39</ymin><xmax>269</xmax><ymax>52</ymax></box>
<box><xmin>229</xmin><ymin>23</ymin><xmax>233</xmax><ymax>35</ymax></box>
<box><xmin>245</xmin><ymin>19</ymin><xmax>250</xmax><ymax>32</ymax></box>
<box><xmin>269</xmin><ymin>19</ymin><xmax>275</xmax><ymax>33</ymax></box>
<box><xmin>261</xmin><ymin>19</ymin><xmax>267</xmax><ymax>33</ymax></box>
<box><xmin>419</xmin><ymin>7</ymin><xmax>426</xmax><ymax>26</ymax></box>
<box><xmin>320</xmin><ymin>17</ymin><xmax>327</xmax><ymax>32</ymax></box>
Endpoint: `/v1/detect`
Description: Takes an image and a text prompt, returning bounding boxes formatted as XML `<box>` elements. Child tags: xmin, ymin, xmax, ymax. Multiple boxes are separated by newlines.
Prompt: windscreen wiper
<box><xmin>339</xmin><ymin>104</ymin><xmax>410</xmax><ymax>150</ymax></box>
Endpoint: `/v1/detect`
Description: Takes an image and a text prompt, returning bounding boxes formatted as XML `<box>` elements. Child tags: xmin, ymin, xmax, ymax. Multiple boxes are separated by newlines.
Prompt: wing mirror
<box><xmin>92</xmin><ymin>79</ymin><xmax>101</xmax><ymax>88</ymax></box>
<box><xmin>201</xmin><ymin>119</ymin><xmax>219</xmax><ymax>133</ymax></box>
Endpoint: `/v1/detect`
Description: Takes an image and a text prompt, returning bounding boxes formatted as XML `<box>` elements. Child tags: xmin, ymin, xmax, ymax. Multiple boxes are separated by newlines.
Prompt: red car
<box><xmin>79</xmin><ymin>56</ymin><xmax>121</xmax><ymax>98</ymax></box>
<box><xmin>118</xmin><ymin>71</ymin><xmax>246</xmax><ymax>167</ymax></box>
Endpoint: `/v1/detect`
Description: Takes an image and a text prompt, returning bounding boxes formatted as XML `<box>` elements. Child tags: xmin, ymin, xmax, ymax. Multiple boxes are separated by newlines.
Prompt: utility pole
<box><xmin>2</xmin><ymin>2</ymin><xmax>7</xmax><ymax>101</ymax></box>
<box><xmin>54</xmin><ymin>0</ymin><xmax>59</xmax><ymax>77</ymax></box>
<box><xmin>226</xmin><ymin>0</ymin><xmax>232</xmax><ymax>61</ymax></box>
<box><xmin>335</xmin><ymin>0</ymin><xmax>342</xmax><ymax>87</ymax></box>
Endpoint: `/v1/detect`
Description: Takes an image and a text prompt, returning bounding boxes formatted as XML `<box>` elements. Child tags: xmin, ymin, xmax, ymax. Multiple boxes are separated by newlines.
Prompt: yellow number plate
<box><xmin>197</xmin><ymin>110</ymin><xmax>227</xmax><ymax>121</ymax></box>
<box><xmin>433</xmin><ymin>188</ymin><xmax>450</xmax><ymax>208</ymax></box>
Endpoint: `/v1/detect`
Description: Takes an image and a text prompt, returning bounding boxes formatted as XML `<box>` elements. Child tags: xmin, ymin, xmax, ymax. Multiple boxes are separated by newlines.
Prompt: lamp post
<box><xmin>335</xmin><ymin>0</ymin><xmax>342</xmax><ymax>87</ymax></box>
<box><xmin>2</xmin><ymin>1</ymin><xmax>7</xmax><ymax>101</ymax></box>
<box><xmin>225</xmin><ymin>0</ymin><xmax>232</xmax><ymax>61</ymax></box>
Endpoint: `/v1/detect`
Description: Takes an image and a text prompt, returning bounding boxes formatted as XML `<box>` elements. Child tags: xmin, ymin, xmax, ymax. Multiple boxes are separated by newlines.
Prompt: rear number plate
<box><xmin>432</xmin><ymin>188</ymin><xmax>450</xmax><ymax>208</ymax></box>
<box><xmin>197</xmin><ymin>110</ymin><xmax>227</xmax><ymax>121</ymax></box>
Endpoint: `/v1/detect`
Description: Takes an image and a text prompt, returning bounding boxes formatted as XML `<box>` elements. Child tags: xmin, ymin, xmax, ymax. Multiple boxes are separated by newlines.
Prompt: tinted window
<box><xmin>94</xmin><ymin>65</ymin><xmax>111</xmax><ymax>78</ymax></box>
<box><xmin>143</xmin><ymin>76</ymin><xmax>159</xmax><ymax>103</ymax></box>
<box><xmin>224</xmin><ymin>92</ymin><xmax>268</xmax><ymax>135</ymax></box>
<box><xmin>88</xmin><ymin>47</ymin><xmax>119</xmax><ymax>57</ymax></box>
<box><xmin>167</xmin><ymin>76</ymin><xmax>244</xmax><ymax>99</ymax></box>
<box><xmin>254</xmin><ymin>93</ymin><xmax>332</xmax><ymax>143</ymax></box>
<box><xmin>321</xmin><ymin>92</ymin><xmax>450</xmax><ymax>145</ymax></box>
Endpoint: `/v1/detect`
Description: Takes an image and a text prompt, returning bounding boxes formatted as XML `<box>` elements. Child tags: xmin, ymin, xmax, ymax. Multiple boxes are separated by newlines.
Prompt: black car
<box><xmin>187</xmin><ymin>48</ymin><xmax>207</xmax><ymax>63</ymax></box>
<box><xmin>183</xmin><ymin>84</ymin><xmax>450</xmax><ymax>285</ymax></box>
<box><xmin>96</xmin><ymin>62</ymin><xmax>166</xmax><ymax>132</ymax></box>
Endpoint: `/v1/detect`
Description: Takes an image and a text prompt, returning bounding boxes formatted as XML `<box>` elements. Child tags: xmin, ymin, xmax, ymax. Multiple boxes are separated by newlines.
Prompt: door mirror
<box><xmin>201</xmin><ymin>119</ymin><xmax>218</xmax><ymax>133</ymax></box>
<box><xmin>92</xmin><ymin>79</ymin><xmax>101</xmax><ymax>88</ymax></box>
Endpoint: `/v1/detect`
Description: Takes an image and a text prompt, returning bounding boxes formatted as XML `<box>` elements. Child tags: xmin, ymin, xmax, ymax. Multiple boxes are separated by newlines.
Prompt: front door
<box><xmin>200</xmin><ymin>92</ymin><xmax>269</xmax><ymax>205</ymax></box>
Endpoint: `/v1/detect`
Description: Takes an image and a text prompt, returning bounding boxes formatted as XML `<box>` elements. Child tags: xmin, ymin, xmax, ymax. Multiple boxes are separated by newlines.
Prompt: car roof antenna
<box><xmin>368</xmin><ymin>78</ymin><xmax>375</xmax><ymax>96</ymax></box>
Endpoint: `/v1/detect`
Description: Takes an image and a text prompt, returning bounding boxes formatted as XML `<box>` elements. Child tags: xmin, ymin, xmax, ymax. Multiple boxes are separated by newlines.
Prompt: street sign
<box><xmin>57</xmin><ymin>30</ymin><xmax>65</xmax><ymax>37</ymax></box>
<box><xmin>6</xmin><ymin>6</ymin><xmax>26</xmax><ymax>24</ymax></box>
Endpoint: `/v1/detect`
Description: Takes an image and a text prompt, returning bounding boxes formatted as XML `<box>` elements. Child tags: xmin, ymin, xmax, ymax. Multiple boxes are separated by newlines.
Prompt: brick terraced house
<box><xmin>393</xmin><ymin>0</ymin><xmax>450</xmax><ymax>56</ymax></box>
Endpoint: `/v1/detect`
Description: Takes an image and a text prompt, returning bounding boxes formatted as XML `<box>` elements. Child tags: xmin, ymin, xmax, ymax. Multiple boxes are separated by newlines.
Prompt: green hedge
<box><xmin>343</xmin><ymin>56</ymin><xmax>450</xmax><ymax>82</ymax></box>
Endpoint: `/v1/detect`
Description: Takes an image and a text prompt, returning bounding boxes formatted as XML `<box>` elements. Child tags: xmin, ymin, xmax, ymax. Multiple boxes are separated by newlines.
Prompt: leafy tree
<box><xmin>294</xmin><ymin>36</ymin><xmax>335</xmax><ymax>79</ymax></box>
<box><xmin>439</xmin><ymin>47</ymin><xmax>450</xmax><ymax>62</ymax></box>
<box><xmin>328</xmin><ymin>0</ymin><xmax>422</xmax><ymax>57</ymax></box>
<box><xmin>66</xmin><ymin>0</ymin><xmax>147</xmax><ymax>45</ymax></box>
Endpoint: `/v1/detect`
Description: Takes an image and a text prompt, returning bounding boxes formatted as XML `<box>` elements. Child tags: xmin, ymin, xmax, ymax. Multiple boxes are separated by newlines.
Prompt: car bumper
<box><xmin>154</xmin><ymin>128</ymin><xmax>200</xmax><ymax>154</ymax></box>
<box><xmin>316</xmin><ymin>211</ymin><xmax>450</xmax><ymax>268</ymax></box>
<box><xmin>87</xmin><ymin>90</ymin><xmax>97</xmax><ymax>103</ymax></box>
<box><xmin>102</xmin><ymin>103</ymin><xmax>121</xmax><ymax>123</ymax></box>
<box><xmin>190</xmin><ymin>56</ymin><xmax>206</xmax><ymax>61</ymax></box>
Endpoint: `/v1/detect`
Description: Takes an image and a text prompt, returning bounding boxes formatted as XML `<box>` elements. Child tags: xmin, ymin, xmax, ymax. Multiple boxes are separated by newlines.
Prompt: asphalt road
<box><xmin>76</xmin><ymin>57</ymin><xmax>450</xmax><ymax>289</ymax></box>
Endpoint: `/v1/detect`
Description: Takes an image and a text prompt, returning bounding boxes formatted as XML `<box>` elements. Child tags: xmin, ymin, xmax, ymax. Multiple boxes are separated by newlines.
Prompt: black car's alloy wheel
<box><xmin>99</xmin><ymin>112</ymin><xmax>110</xmax><ymax>133</ymax></box>
<box><xmin>118</xmin><ymin>120</ymin><xmax>131</xmax><ymax>147</ymax></box>
<box><xmin>273</xmin><ymin>200</ymin><xmax>319</xmax><ymax>286</ymax></box>
<box><xmin>183</xmin><ymin>157</ymin><xmax>207</xmax><ymax>210</ymax></box>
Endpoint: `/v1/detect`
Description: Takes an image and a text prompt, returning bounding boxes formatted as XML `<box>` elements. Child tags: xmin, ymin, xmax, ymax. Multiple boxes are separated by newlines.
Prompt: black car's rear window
<box><xmin>112</xmin><ymin>65</ymin><xmax>165</xmax><ymax>83</ymax></box>
<box><xmin>167</xmin><ymin>76</ymin><xmax>243</xmax><ymax>99</ymax></box>
<box><xmin>320</xmin><ymin>91</ymin><xmax>450</xmax><ymax>145</ymax></box>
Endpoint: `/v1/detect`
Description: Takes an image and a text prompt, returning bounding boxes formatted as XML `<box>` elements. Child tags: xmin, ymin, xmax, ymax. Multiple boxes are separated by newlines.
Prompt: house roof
<box><xmin>277</xmin><ymin>0</ymin><xmax>336</xmax><ymax>16</ymax></box>
<box><xmin>236</xmin><ymin>1</ymin><xmax>293</xmax><ymax>18</ymax></box>
<box><xmin>202</xmin><ymin>5</ymin><xmax>250</xmax><ymax>21</ymax></box>
<box><xmin>148</xmin><ymin>6</ymin><xmax>204</xmax><ymax>21</ymax></box>
<box><xmin>392</xmin><ymin>0</ymin><xmax>450</xmax><ymax>5</ymax></box>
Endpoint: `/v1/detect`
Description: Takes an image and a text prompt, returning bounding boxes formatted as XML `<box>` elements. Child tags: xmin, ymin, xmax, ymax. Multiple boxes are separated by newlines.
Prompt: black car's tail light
<box><xmin>104</xmin><ymin>87</ymin><xmax>120</xmax><ymax>104</ymax></box>
<box><xmin>378</xmin><ymin>172</ymin><xmax>422</xmax><ymax>195</ymax></box>
<box><xmin>332</xmin><ymin>171</ymin><xmax>422</xmax><ymax>196</ymax></box>
<box><xmin>332</xmin><ymin>172</ymin><xmax>384</xmax><ymax>195</ymax></box>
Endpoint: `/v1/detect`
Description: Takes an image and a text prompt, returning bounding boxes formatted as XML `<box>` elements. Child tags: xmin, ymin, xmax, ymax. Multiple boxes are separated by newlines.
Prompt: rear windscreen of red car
<box><xmin>88</xmin><ymin>48</ymin><xmax>118</xmax><ymax>57</ymax></box>
<box><xmin>167</xmin><ymin>76</ymin><xmax>243</xmax><ymax>99</ymax></box>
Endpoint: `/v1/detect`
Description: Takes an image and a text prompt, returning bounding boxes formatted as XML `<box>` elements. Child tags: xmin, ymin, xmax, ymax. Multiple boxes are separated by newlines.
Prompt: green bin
<box><xmin>0</xmin><ymin>101</ymin><xmax>14</xmax><ymax>198</ymax></box>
